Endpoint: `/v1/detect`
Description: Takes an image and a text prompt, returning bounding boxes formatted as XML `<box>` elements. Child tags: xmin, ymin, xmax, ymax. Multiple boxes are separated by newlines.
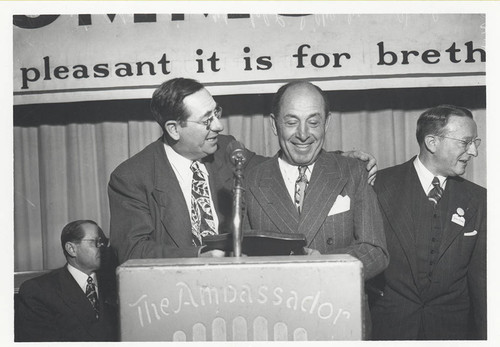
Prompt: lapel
<box><xmin>376</xmin><ymin>159</ymin><xmax>419</xmax><ymax>281</ymax></box>
<box><xmin>58</xmin><ymin>266</ymin><xmax>98</xmax><ymax>334</ymax></box>
<box><xmin>250</xmin><ymin>156</ymin><xmax>300</xmax><ymax>234</ymax></box>
<box><xmin>437</xmin><ymin>177</ymin><xmax>478</xmax><ymax>260</ymax></box>
<box><xmin>150</xmin><ymin>139</ymin><xmax>192</xmax><ymax>247</ymax></box>
<box><xmin>297</xmin><ymin>152</ymin><xmax>348</xmax><ymax>243</ymax></box>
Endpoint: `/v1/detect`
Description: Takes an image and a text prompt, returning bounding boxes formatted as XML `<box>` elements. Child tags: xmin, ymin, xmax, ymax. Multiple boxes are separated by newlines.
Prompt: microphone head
<box><xmin>227</xmin><ymin>140</ymin><xmax>247</xmax><ymax>165</ymax></box>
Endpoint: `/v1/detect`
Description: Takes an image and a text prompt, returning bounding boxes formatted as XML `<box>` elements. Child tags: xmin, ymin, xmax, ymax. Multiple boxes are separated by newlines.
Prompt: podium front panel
<box><xmin>117</xmin><ymin>255</ymin><xmax>363</xmax><ymax>341</ymax></box>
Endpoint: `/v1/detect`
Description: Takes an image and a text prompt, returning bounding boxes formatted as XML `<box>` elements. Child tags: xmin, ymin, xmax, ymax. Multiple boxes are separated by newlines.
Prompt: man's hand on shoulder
<box><xmin>341</xmin><ymin>150</ymin><xmax>377</xmax><ymax>186</ymax></box>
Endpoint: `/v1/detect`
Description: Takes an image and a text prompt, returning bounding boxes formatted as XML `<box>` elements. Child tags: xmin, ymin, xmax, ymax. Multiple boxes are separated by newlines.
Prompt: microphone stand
<box><xmin>231</xmin><ymin>154</ymin><xmax>245</xmax><ymax>257</ymax></box>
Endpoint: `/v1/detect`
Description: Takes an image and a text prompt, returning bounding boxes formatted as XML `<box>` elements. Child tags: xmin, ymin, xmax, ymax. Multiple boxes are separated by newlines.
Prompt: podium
<box><xmin>117</xmin><ymin>255</ymin><xmax>364</xmax><ymax>341</ymax></box>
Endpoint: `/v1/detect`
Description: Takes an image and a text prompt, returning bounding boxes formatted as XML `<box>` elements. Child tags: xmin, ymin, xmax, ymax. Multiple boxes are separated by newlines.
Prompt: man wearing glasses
<box><xmin>108</xmin><ymin>78</ymin><xmax>377</xmax><ymax>264</ymax></box>
<box><xmin>369</xmin><ymin>105</ymin><xmax>486</xmax><ymax>340</ymax></box>
<box><xmin>108</xmin><ymin>78</ymin><xmax>258</xmax><ymax>263</ymax></box>
<box><xmin>16</xmin><ymin>220</ymin><xmax>117</xmax><ymax>341</ymax></box>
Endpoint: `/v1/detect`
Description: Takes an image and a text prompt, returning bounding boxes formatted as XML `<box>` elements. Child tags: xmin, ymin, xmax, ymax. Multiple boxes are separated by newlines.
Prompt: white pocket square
<box><xmin>464</xmin><ymin>230</ymin><xmax>477</xmax><ymax>237</ymax></box>
<box><xmin>328</xmin><ymin>195</ymin><xmax>351</xmax><ymax>216</ymax></box>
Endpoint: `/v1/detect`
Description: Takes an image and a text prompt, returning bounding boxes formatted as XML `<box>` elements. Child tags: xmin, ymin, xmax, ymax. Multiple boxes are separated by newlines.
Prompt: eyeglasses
<box><xmin>438</xmin><ymin>136</ymin><xmax>481</xmax><ymax>150</ymax></box>
<box><xmin>78</xmin><ymin>237</ymin><xmax>109</xmax><ymax>248</ymax></box>
<box><xmin>185</xmin><ymin>106</ymin><xmax>223</xmax><ymax>130</ymax></box>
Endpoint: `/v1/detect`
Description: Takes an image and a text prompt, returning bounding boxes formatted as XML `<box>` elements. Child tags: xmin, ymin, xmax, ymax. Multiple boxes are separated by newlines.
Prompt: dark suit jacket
<box><xmin>244</xmin><ymin>151</ymin><xmax>389</xmax><ymax>280</ymax></box>
<box><xmin>15</xmin><ymin>266</ymin><xmax>117</xmax><ymax>342</ymax></box>
<box><xmin>109</xmin><ymin>134</ymin><xmax>265</xmax><ymax>264</ymax></box>
<box><xmin>371</xmin><ymin>158</ymin><xmax>487</xmax><ymax>340</ymax></box>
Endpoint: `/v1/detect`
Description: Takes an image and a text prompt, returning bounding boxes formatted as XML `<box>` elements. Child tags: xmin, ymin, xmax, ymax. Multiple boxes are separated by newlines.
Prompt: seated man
<box><xmin>16</xmin><ymin>220</ymin><xmax>117</xmax><ymax>342</ymax></box>
<box><xmin>109</xmin><ymin>77</ymin><xmax>378</xmax><ymax>264</ymax></box>
<box><xmin>244</xmin><ymin>81</ymin><xmax>388</xmax><ymax>280</ymax></box>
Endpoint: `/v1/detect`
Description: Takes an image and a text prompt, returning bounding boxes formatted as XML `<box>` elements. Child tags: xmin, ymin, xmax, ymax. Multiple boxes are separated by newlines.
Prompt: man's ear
<box><xmin>165</xmin><ymin>120</ymin><xmax>180</xmax><ymax>141</ymax></box>
<box><xmin>270</xmin><ymin>114</ymin><xmax>278</xmax><ymax>136</ymax></box>
<box><xmin>325</xmin><ymin>112</ymin><xmax>332</xmax><ymax>131</ymax></box>
<box><xmin>65</xmin><ymin>242</ymin><xmax>77</xmax><ymax>258</ymax></box>
<box><xmin>424</xmin><ymin>135</ymin><xmax>439</xmax><ymax>154</ymax></box>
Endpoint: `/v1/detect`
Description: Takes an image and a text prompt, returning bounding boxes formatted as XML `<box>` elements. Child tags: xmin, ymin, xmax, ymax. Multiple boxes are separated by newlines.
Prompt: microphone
<box><xmin>227</xmin><ymin>140</ymin><xmax>247</xmax><ymax>165</ymax></box>
<box><xmin>226</xmin><ymin>140</ymin><xmax>247</xmax><ymax>257</ymax></box>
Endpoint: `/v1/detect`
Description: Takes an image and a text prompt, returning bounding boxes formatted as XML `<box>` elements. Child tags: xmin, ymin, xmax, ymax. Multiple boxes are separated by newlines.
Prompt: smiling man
<box><xmin>108</xmin><ymin>78</ymin><xmax>263</xmax><ymax>263</ymax></box>
<box><xmin>370</xmin><ymin>105</ymin><xmax>486</xmax><ymax>340</ymax></box>
<box><xmin>244</xmin><ymin>81</ymin><xmax>389</xmax><ymax>280</ymax></box>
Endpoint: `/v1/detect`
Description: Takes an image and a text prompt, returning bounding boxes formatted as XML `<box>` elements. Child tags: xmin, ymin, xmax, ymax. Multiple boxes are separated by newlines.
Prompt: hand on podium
<box><xmin>198</xmin><ymin>248</ymin><xmax>226</xmax><ymax>258</ymax></box>
<box><xmin>304</xmin><ymin>247</ymin><xmax>321</xmax><ymax>255</ymax></box>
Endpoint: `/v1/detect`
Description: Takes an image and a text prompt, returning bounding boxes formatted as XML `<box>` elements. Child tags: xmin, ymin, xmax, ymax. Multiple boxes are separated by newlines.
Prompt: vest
<box><xmin>409</xmin><ymin>171</ymin><xmax>450</xmax><ymax>293</ymax></box>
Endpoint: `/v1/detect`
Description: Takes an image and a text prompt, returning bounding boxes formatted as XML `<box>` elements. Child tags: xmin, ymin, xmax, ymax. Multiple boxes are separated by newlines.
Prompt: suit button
<box><xmin>327</xmin><ymin>238</ymin><xmax>333</xmax><ymax>245</ymax></box>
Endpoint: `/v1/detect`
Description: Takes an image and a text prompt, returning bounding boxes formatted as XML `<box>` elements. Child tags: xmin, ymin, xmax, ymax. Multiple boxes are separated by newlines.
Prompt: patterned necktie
<box><xmin>428</xmin><ymin>176</ymin><xmax>444</xmax><ymax>206</ymax></box>
<box><xmin>294</xmin><ymin>166</ymin><xmax>308</xmax><ymax>213</ymax></box>
<box><xmin>86</xmin><ymin>276</ymin><xmax>99</xmax><ymax>319</ymax></box>
<box><xmin>190</xmin><ymin>161</ymin><xmax>217</xmax><ymax>245</ymax></box>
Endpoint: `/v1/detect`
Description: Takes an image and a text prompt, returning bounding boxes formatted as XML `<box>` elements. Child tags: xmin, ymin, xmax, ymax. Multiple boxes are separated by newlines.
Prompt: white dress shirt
<box><xmin>67</xmin><ymin>263</ymin><xmax>98</xmax><ymax>297</ymax></box>
<box><xmin>278</xmin><ymin>157</ymin><xmax>315</xmax><ymax>206</ymax></box>
<box><xmin>163</xmin><ymin>143</ymin><xmax>219</xmax><ymax>230</ymax></box>
<box><xmin>414</xmin><ymin>155</ymin><xmax>447</xmax><ymax>195</ymax></box>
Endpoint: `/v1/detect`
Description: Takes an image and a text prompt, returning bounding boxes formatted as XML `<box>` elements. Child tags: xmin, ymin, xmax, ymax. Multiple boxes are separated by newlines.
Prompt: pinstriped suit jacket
<box><xmin>109</xmin><ymin>135</ymin><xmax>266</xmax><ymax>264</ymax></box>
<box><xmin>371</xmin><ymin>158</ymin><xmax>487</xmax><ymax>340</ymax></box>
<box><xmin>244</xmin><ymin>151</ymin><xmax>389</xmax><ymax>280</ymax></box>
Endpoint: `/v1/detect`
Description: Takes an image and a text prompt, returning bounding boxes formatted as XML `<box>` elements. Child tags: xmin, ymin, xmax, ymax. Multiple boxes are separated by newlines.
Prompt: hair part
<box><xmin>150</xmin><ymin>78</ymin><xmax>205</xmax><ymax>134</ymax></box>
<box><xmin>416</xmin><ymin>104</ymin><xmax>474</xmax><ymax>146</ymax></box>
<box><xmin>60</xmin><ymin>220</ymin><xmax>104</xmax><ymax>258</ymax></box>
<box><xmin>271</xmin><ymin>80</ymin><xmax>330</xmax><ymax>117</ymax></box>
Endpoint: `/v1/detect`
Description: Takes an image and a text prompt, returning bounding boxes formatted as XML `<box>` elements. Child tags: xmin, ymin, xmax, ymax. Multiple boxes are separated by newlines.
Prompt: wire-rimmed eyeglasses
<box><xmin>78</xmin><ymin>237</ymin><xmax>109</xmax><ymax>248</ymax></box>
<box><xmin>438</xmin><ymin>136</ymin><xmax>481</xmax><ymax>150</ymax></box>
<box><xmin>185</xmin><ymin>105</ymin><xmax>223</xmax><ymax>130</ymax></box>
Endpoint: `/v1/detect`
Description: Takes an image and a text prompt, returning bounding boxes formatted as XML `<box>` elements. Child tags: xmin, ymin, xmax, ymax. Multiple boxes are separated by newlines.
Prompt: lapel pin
<box><xmin>451</xmin><ymin>207</ymin><xmax>465</xmax><ymax>226</ymax></box>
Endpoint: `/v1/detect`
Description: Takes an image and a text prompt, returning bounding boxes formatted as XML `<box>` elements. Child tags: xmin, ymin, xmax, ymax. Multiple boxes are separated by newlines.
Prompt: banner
<box><xmin>13</xmin><ymin>13</ymin><xmax>486</xmax><ymax>105</ymax></box>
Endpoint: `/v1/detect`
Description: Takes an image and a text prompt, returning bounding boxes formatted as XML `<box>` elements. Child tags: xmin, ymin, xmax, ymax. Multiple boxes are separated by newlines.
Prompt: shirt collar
<box><xmin>67</xmin><ymin>263</ymin><xmax>97</xmax><ymax>293</ymax></box>
<box><xmin>414</xmin><ymin>155</ymin><xmax>447</xmax><ymax>194</ymax></box>
<box><xmin>278</xmin><ymin>157</ymin><xmax>315</xmax><ymax>181</ymax></box>
<box><xmin>164</xmin><ymin>143</ymin><xmax>209</xmax><ymax>177</ymax></box>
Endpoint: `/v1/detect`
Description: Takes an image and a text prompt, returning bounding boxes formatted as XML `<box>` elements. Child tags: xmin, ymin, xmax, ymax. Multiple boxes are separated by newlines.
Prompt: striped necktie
<box><xmin>190</xmin><ymin>161</ymin><xmax>217</xmax><ymax>245</ymax></box>
<box><xmin>85</xmin><ymin>276</ymin><xmax>99</xmax><ymax>319</ymax></box>
<box><xmin>428</xmin><ymin>176</ymin><xmax>443</xmax><ymax>206</ymax></box>
<box><xmin>294</xmin><ymin>166</ymin><xmax>308</xmax><ymax>213</ymax></box>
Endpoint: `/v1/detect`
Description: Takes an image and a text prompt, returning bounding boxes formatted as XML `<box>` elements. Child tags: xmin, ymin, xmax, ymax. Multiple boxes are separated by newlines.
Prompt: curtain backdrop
<box><xmin>13</xmin><ymin>87</ymin><xmax>486</xmax><ymax>271</ymax></box>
